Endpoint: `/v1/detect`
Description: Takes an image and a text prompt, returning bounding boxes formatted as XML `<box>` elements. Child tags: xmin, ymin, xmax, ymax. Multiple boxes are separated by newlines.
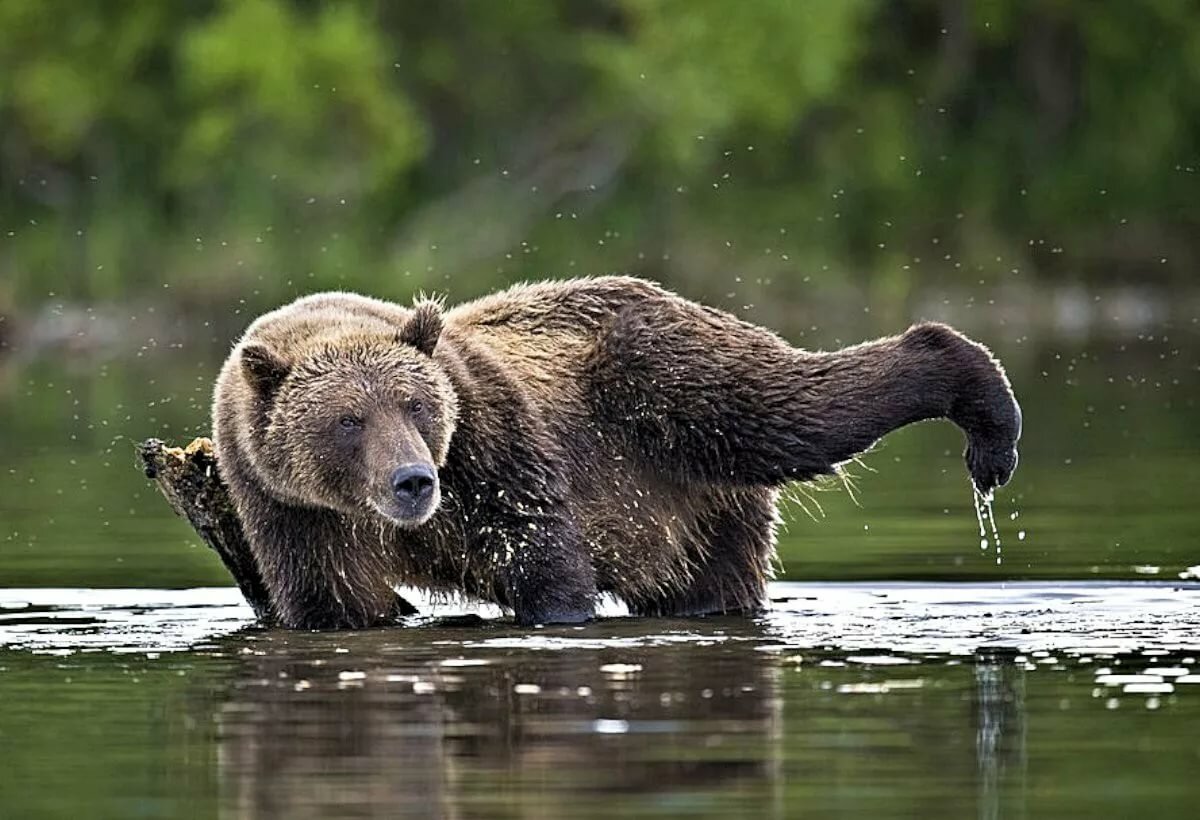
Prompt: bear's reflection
<box><xmin>213</xmin><ymin>623</ymin><xmax>783</xmax><ymax>819</ymax></box>
<box><xmin>210</xmin><ymin>626</ymin><xmax>1036</xmax><ymax>819</ymax></box>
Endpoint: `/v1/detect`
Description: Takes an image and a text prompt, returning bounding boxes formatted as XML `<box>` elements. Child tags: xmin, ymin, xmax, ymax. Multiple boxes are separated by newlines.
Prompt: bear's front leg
<box><xmin>257</xmin><ymin>506</ymin><xmax>418</xmax><ymax>629</ymax></box>
<box><xmin>488</xmin><ymin>511</ymin><xmax>597</xmax><ymax>626</ymax></box>
<box><xmin>225</xmin><ymin>471</ymin><xmax>417</xmax><ymax>629</ymax></box>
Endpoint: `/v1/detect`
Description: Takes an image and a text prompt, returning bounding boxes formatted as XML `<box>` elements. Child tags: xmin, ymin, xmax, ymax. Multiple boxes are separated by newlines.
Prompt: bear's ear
<box><xmin>240</xmin><ymin>343</ymin><xmax>290</xmax><ymax>396</ymax></box>
<box><xmin>397</xmin><ymin>300</ymin><xmax>443</xmax><ymax>356</ymax></box>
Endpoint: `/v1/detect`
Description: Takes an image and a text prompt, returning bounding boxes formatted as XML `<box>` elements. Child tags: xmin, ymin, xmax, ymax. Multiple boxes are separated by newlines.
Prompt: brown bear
<box><xmin>212</xmin><ymin>277</ymin><xmax>1021</xmax><ymax>629</ymax></box>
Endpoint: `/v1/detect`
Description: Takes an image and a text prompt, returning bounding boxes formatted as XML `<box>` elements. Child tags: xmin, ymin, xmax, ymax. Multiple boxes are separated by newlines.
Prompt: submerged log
<box><xmin>138</xmin><ymin>437</ymin><xmax>277</xmax><ymax>625</ymax></box>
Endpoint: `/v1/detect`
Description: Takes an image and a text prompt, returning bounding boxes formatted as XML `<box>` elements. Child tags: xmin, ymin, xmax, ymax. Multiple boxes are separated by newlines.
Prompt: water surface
<box><xmin>2</xmin><ymin>582</ymin><xmax>1198</xmax><ymax>819</ymax></box>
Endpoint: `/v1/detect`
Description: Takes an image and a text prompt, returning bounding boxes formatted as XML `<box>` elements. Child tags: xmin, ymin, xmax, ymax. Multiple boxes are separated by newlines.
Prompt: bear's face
<box><xmin>238</xmin><ymin>304</ymin><xmax>458</xmax><ymax>527</ymax></box>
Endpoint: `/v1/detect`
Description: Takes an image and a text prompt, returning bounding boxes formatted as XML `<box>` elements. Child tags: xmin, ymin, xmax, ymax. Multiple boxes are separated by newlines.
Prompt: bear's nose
<box><xmin>391</xmin><ymin>464</ymin><xmax>436</xmax><ymax>502</ymax></box>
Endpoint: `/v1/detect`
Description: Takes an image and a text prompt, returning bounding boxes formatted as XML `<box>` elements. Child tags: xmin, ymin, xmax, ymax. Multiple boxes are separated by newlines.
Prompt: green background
<box><xmin>1</xmin><ymin>0</ymin><xmax>1197</xmax><ymax>311</ymax></box>
<box><xmin>1</xmin><ymin>0</ymin><xmax>1197</xmax><ymax>584</ymax></box>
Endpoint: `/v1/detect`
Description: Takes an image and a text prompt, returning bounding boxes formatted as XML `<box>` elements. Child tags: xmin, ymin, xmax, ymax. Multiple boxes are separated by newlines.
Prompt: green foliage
<box><xmin>586</xmin><ymin>0</ymin><xmax>871</xmax><ymax>161</ymax></box>
<box><xmin>177</xmin><ymin>0</ymin><xmax>426</xmax><ymax>197</ymax></box>
<box><xmin>0</xmin><ymin>0</ymin><xmax>1196</xmax><ymax>309</ymax></box>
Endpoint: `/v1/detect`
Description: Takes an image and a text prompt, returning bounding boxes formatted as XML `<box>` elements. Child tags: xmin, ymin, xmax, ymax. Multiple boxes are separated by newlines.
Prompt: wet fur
<box><xmin>213</xmin><ymin>278</ymin><xmax>1021</xmax><ymax>629</ymax></box>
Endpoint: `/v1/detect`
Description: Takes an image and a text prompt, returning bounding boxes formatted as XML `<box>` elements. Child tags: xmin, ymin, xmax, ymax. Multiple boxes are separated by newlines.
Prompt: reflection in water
<box><xmin>4</xmin><ymin>585</ymin><xmax>1200</xmax><ymax>818</ymax></box>
<box><xmin>974</xmin><ymin>650</ymin><xmax>1026</xmax><ymax>820</ymax></box>
<box><xmin>213</xmin><ymin>626</ymin><xmax>783</xmax><ymax>819</ymax></box>
<box><xmin>218</xmin><ymin>665</ymin><xmax>454</xmax><ymax>819</ymax></box>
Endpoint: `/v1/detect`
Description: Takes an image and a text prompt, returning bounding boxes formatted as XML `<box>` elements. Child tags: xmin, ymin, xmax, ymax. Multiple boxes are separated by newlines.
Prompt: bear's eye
<box><xmin>408</xmin><ymin>398</ymin><xmax>424</xmax><ymax>415</ymax></box>
<box><xmin>339</xmin><ymin>415</ymin><xmax>363</xmax><ymax>430</ymax></box>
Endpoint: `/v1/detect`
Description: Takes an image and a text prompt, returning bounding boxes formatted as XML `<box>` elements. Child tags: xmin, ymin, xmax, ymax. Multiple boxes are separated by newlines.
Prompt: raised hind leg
<box><xmin>585</xmin><ymin>294</ymin><xmax>1021</xmax><ymax>495</ymax></box>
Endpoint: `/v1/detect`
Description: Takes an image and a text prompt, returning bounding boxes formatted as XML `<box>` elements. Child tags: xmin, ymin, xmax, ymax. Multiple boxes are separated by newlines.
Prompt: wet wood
<box><xmin>137</xmin><ymin>437</ymin><xmax>278</xmax><ymax>625</ymax></box>
<box><xmin>137</xmin><ymin>437</ymin><xmax>423</xmax><ymax>626</ymax></box>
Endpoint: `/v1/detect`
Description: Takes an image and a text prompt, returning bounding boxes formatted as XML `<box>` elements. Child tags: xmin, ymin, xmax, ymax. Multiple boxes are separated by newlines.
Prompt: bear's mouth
<box><xmin>368</xmin><ymin>485</ymin><xmax>441</xmax><ymax>528</ymax></box>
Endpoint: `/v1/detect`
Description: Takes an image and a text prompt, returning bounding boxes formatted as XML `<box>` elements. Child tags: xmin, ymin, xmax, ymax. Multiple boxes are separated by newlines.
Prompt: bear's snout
<box><xmin>391</xmin><ymin>463</ymin><xmax>437</xmax><ymax>506</ymax></box>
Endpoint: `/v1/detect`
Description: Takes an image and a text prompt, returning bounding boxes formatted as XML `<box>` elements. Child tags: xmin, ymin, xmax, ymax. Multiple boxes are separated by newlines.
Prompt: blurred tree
<box><xmin>0</xmin><ymin>0</ymin><xmax>1196</xmax><ymax>311</ymax></box>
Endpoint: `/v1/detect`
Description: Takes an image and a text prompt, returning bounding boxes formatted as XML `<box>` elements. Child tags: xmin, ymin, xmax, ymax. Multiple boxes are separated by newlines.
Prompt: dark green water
<box><xmin>1</xmin><ymin>583</ymin><xmax>1199</xmax><ymax>819</ymax></box>
<box><xmin>1</xmin><ymin>321</ymin><xmax>1198</xmax><ymax>818</ymax></box>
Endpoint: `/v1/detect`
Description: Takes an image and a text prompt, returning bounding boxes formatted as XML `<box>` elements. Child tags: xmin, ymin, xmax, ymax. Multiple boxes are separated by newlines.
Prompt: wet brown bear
<box><xmin>213</xmin><ymin>277</ymin><xmax>1021</xmax><ymax>629</ymax></box>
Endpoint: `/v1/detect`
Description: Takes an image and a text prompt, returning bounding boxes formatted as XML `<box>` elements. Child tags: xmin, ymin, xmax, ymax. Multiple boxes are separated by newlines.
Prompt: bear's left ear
<box><xmin>240</xmin><ymin>343</ymin><xmax>291</xmax><ymax>397</ymax></box>
<box><xmin>397</xmin><ymin>300</ymin><xmax>443</xmax><ymax>356</ymax></box>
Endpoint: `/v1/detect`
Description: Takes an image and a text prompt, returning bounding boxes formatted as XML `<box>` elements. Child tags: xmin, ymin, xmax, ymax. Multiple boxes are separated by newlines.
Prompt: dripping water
<box><xmin>973</xmin><ymin>488</ymin><xmax>1003</xmax><ymax>565</ymax></box>
<box><xmin>973</xmin><ymin>489</ymin><xmax>987</xmax><ymax>549</ymax></box>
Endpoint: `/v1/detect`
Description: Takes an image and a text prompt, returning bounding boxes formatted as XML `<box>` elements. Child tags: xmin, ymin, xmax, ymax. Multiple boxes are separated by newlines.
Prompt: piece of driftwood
<box><xmin>138</xmin><ymin>437</ymin><xmax>278</xmax><ymax>625</ymax></box>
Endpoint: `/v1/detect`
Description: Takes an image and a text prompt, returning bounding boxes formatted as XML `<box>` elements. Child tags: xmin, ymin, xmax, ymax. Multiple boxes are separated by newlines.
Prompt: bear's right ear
<box><xmin>240</xmin><ymin>344</ymin><xmax>290</xmax><ymax>397</ymax></box>
<box><xmin>397</xmin><ymin>300</ymin><xmax>443</xmax><ymax>356</ymax></box>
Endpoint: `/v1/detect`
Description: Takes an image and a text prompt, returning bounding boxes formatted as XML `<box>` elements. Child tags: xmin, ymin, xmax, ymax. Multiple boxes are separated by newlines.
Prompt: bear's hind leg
<box><xmin>627</xmin><ymin>490</ymin><xmax>777</xmax><ymax>618</ymax></box>
<box><xmin>588</xmin><ymin>298</ymin><xmax>1020</xmax><ymax>494</ymax></box>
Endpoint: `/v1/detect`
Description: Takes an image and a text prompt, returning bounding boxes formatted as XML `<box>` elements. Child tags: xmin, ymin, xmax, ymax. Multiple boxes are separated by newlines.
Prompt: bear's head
<box><xmin>237</xmin><ymin>301</ymin><xmax>458</xmax><ymax>526</ymax></box>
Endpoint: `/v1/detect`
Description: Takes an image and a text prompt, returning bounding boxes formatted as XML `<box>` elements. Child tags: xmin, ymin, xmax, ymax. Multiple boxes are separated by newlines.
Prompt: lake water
<box><xmin>1</xmin><ymin>315</ymin><xmax>1198</xmax><ymax>817</ymax></box>
<box><xmin>2</xmin><ymin>582</ymin><xmax>1199</xmax><ymax>819</ymax></box>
